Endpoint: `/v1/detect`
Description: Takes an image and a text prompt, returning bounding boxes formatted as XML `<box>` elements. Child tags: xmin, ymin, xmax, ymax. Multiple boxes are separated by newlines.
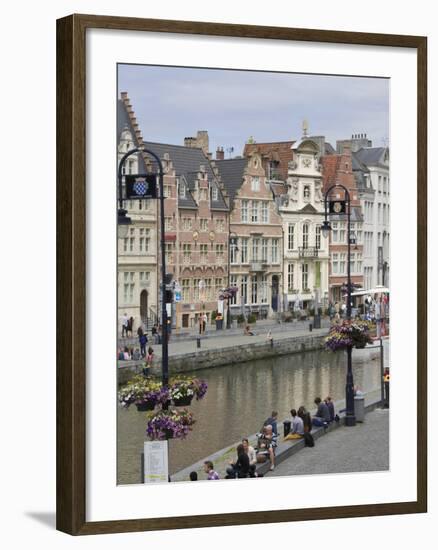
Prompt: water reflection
<box><xmin>117</xmin><ymin>345</ymin><xmax>387</xmax><ymax>484</ymax></box>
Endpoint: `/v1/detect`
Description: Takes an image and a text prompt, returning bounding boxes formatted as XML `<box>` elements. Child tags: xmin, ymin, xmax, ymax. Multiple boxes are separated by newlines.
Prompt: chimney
<box><xmin>216</xmin><ymin>146</ymin><xmax>225</xmax><ymax>160</ymax></box>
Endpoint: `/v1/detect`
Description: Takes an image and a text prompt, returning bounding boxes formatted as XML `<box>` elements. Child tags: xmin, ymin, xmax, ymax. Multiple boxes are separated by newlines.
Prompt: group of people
<box><xmin>117</xmin><ymin>345</ymin><xmax>154</xmax><ymax>366</ymax></box>
<box><xmin>189</xmin><ymin>400</ymin><xmax>338</xmax><ymax>482</ymax></box>
<box><xmin>189</xmin><ymin>438</ymin><xmax>263</xmax><ymax>482</ymax></box>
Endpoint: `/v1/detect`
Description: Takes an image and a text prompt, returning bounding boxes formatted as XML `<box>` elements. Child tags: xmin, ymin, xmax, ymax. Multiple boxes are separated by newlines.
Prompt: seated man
<box><xmin>312</xmin><ymin>397</ymin><xmax>331</xmax><ymax>427</ymax></box>
<box><xmin>285</xmin><ymin>409</ymin><xmax>305</xmax><ymax>440</ymax></box>
<box><xmin>244</xmin><ymin>325</ymin><xmax>255</xmax><ymax>336</ymax></box>
<box><xmin>256</xmin><ymin>424</ymin><xmax>277</xmax><ymax>471</ymax></box>
<box><xmin>325</xmin><ymin>396</ymin><xmax>335</xmax><ymax>422</ymax></box>
<box><xmin>263</xmin><ymin>411</ymin><xmax>279</xmax><ymax>436</ymax></box>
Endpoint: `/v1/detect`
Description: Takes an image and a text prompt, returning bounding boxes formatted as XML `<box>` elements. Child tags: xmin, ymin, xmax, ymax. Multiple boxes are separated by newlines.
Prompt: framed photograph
<box><xmin>57</xmin><ymin>14</ymin><xmax>427</xmax><ymax>535</ymax></box>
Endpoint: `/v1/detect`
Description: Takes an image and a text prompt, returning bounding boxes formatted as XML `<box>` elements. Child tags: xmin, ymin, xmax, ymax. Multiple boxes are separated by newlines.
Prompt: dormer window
<box><xmin>179</xmin><ymin>183</ymin><xmax>186</xmax><ymax>199</ymax></box>
<box><xmin>212</xmin><ymin>186</ymin><xmax>219</xmax><ymax>201</ymax></box>
<box><xmin>251</xmin><ymin>176</ymin><xmax>260</xmax><ymax>191</ymax></box>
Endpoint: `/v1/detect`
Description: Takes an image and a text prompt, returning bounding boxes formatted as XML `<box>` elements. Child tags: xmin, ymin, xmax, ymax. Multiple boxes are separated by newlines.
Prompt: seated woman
<box><xmin>284</xmin><ymin>409</ymin><xmax>305</xmax><ymax>440</ymax></box>
<box><xmin>226</xmin><ymin>443</ymin><xmax>250</xmax><ymax>479</ymax></box>
<box><xmin>242</xmin><ymin>438</ymin><xmax>257</xmax><ymax>477</ymax></box>
<box><xmin>297</xmin><ymin>406</ymin><xmax>312</xmax><ymax>433</ymax></box>
<box><xmin>256</xmin><ymin>425</ymin><xmax>277</xmax><ymax>471</ymax></box>
<box><xmin>244</xmin><ymin>325</ymin><xmax>255</xmax><ymax>336</ymax></box>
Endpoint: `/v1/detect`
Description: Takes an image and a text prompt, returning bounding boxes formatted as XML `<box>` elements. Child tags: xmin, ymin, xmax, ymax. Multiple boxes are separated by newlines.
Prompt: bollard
<box><xmin>309</xmin><ymin>323</ymin><xmax>313</xmax><ymax>332</ymax></box>
<box><xmin>196</xmin><ymin>336</ymin><xmax>201</xmax><ymax>349</ymax></box>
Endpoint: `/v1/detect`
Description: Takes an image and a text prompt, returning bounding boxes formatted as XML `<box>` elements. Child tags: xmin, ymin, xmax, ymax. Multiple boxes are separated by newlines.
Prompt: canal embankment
<box><xmin>118</xmin><ymin>326</ymin><xmax>329</xmax><ymax>383</ymax></box>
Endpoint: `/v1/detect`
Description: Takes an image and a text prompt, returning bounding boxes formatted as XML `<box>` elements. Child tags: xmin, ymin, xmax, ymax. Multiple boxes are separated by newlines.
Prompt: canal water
<box><xmin>117</xmin><ymin>343</ymin><xmax>388</xmax><ymax>484</ymax></box>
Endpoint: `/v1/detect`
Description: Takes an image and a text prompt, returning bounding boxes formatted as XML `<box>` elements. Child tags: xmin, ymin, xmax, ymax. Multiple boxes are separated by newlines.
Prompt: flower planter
<box><xmin>136</xmin><ymin>401</ymin><xmax>155</xmax><ymax>411</ymax></box>
<box><xmin>173</xmin><ymin>396</ymin><xmax>193</xmax><ymax>407</ymax></box>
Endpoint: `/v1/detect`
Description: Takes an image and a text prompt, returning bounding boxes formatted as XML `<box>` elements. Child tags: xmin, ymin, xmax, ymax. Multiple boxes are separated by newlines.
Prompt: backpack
<box><xmin>303</xmin><ymin>432</ymin><xmax>315</xmax><ymax>447</ymax></box>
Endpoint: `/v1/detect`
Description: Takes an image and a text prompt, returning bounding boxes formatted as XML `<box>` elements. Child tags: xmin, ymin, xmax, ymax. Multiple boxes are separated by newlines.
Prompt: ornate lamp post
<box><xmin>118</xmin><ymin>146</ymin><xmax>169</xmax><ymax>391</ymax></box>
<box><xmin>321</xmin><ymin>183</ymin><xmax>356</xmax><ymax>427</ymax></box>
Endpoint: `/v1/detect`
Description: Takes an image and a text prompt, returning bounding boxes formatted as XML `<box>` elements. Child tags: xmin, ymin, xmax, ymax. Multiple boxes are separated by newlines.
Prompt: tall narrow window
<box><xmin>261</xmin><ymin>239</ymin><xmax>268</xmax><ymax>262</ymax></box>
<box><xmin>288</xmin><ymin>264</ymin><xmax>294</xmax><ymax>291</ymax></box>
<box><xmin>241</xmin><ymin>276</ymin><xmax>248</xmax><ymax>304</ymax></box>
<box><xmin>182</xmin><ymin>279</ymin><xmax>190</xmax><ymax>302</ymax></box>
<box><xmin>302</xmin><ymin>224</ymin><xmax>309</xmax><ymax>249</ymax></box>
<box><xmin>261</xmin><ymin>202</ymin><xmax>268</xmax><ymax>223</ymax></box>
<box><xmin>251</xmin><ymin>176</ymin><xmax>260</xmax><ymax>191</ymax></box>
<box><xmin>261</xmin><ymin>275</ymin><xmax>268</xmax><ymax>303</ymax></box>
<box><xmin>251</xmin><ymin>200</ymin><xmax>259</xmax><ymax>223</ymax></box>
<box><xmin>230</xmin><ymin>238</ymin><xmax>238</xmax><ymax>264</ymax></box>
<box><xmin>301</xmin><ymin>264</ymin><xmax>309</xmax><ymax>290</ymax></box>
<box><xmin>288</xmin><ymin>224</ymin><xmax>295</xmax><ymax>250</ymax></box>
<box><xmin>251</xmin><ymin>275</ymin><xmax>258</xmax><ymax>304</ymax></box>
<box><xmin>252</xmin><ymin>238</ymin><xmax>259</xmax><ymax>261</ymax></box>
<box><xmin>315</xmin><ymin>225</ymin><xmax>321</xmax><ymax>249</ymax></box>
<box><xmin>241</xmin><ymin>238</ymin><xmax>248</xmax><ymax>263</ymax></box>
<box><xmin>271</xmin><ymin>239</ymin><xmax>279</xmax><ymax>263</ymax></box>
<box><xmin>241</xmin><ymin>200</ymin><xmax>248</xmax><ymax>222</ymax></box>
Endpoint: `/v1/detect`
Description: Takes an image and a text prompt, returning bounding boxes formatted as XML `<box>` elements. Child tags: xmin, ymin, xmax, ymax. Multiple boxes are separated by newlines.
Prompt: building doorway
<box><xmin>271</xmin><ymin>275</ymin><xmax>279</xmax><ymax>312</ymax></box>
<box><xmin>140</xmin><ymin>290</ymin><xmax>148</xmax><ymax>323</ymax></box>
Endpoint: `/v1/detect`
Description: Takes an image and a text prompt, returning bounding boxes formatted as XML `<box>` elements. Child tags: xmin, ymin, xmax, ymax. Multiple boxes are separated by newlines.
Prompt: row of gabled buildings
<box><xmin>117</xmin><ymin>93</ymin><xmax>389</xmax><ymax>332</ymax></box>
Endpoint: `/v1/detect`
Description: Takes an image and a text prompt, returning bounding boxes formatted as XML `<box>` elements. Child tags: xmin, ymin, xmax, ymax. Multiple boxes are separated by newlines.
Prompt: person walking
<box><xmin>139</xmin><ymin>332</ymin><xmax>148</xmax><ymax>358</ymax></box>
<box><xmin>121</xmin><ymin>313</ymin><xmax>129</xmax><ymax>337</ymax></box>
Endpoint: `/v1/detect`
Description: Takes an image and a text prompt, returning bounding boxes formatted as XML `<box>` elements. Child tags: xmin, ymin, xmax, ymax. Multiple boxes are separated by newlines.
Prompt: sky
<box><xmin>118</xmin><ymin>64</ymin><xmax>389</xmax><ymax>156</ymax></box>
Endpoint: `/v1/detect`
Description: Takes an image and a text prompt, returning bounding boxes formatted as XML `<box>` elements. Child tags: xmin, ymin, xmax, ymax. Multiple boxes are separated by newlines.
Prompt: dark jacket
<box><xmin>234</xmin><ymin>452</ymin><xmax>250</xmax><ymax>477</ymax></box>
<box><xmin>316</xmin><ymin>402</ymin><xmax>331</xmax><ymax>422</ymax></box>
<box><xmin>326</xmin><ymin>401</ymin><xmax>335</xmax><ymax>421</ymax></box>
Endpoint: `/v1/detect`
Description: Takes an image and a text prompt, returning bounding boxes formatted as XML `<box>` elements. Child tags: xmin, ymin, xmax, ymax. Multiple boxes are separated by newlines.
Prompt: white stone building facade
<box><xmin>280</xmin><ymin>138</ymin><xmax>329</xmax><ymax>310</ymax></box>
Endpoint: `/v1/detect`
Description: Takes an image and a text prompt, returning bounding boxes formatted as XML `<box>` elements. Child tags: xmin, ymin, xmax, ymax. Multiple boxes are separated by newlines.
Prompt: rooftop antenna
<box><xmin>381</xmin><ymin>136</ymin><xmax>388</xmax><ymax>146</ymax></box>
<box><xmin>302</xmin><ymin>119</ymin><xmax>309</xmax><ymax>137</ymax></box>
<box><xmin>226</xmin><ymin>146</ymin><xmax>234</xmax><ymax>158</ymax></box>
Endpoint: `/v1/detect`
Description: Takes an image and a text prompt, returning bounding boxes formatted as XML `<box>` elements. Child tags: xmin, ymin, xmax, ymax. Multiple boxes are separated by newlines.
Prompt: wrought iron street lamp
<box><xmin>321</xmin><ymin>183</ymin><xmax>356</xmax><ymax>427</ymax></box>
<box><xmin>118</xmin><ymin>146</ymin><xmax>169</xmax><ymax>392</ymax></box>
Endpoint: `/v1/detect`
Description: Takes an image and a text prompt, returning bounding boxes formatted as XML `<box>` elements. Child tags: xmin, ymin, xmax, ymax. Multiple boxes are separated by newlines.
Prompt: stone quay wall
<box><xmin>118</xmin><ymin>333</ymin><xmax>327</xmax><ymax>384</ymax></box>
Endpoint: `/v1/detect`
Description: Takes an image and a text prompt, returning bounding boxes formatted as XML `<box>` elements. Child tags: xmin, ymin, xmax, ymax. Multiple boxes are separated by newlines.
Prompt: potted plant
<box><xmin>146</xmin><ymin>408</ymin><xmax>195</xmax><ymax>440</ymax></box>
<box><xmin>118</xmin><ymin>375</ymin><xmax>169</xmax><ymax>411</ymax></box>
<box><xmin>169</xmin><ymin>376</ymin><xmax>208</xmax><ymax>406</ymax></box>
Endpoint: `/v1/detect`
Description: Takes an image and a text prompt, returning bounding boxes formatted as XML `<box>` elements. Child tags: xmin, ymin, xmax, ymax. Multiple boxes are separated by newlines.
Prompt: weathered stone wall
<box><xmin>118</xmin><ymin>333</ymin><xmax>326</xmax><ymax>384</ymax></box>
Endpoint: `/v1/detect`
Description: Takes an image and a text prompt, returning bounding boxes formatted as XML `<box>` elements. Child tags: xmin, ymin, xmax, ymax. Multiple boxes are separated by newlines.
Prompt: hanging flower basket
<box><xmin>118</xmin><ymin>375</ymin><xmax>170</xmax><ymax>411</ymax></box>
<box><xmin>146</xmin><ymin>409</ymin><xmax>195</xmax><ymax>440</ymax></box>
<box><xmin>325</xmin><ymin>320</ymin><xmax>373</xmax><ymax>352</ymax></box>
<box><xmin>168</xmin><ymin>377</ymin><xmax>208</xmax><ymax>406</ymax></box>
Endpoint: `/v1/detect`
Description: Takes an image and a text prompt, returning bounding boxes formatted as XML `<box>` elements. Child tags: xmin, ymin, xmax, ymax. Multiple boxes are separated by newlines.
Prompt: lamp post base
<box><xmin>344</xmin><ymin>414</ymin><xmax>356</xmax><ymax>427</ymax></box>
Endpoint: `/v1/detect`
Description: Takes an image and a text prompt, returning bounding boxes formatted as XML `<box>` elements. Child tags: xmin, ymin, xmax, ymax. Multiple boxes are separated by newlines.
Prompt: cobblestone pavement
<box><xmin>267</xmin><ymin>408</ymin><xmax>389</xmax><ymax>477</ymax></box>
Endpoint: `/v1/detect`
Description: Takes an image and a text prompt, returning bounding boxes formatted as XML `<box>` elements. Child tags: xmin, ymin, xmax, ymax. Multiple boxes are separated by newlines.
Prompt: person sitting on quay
<box><xmin>285</xmin><ymin>409</ymin><xmax>305</xmax><ymax>440</ymax></box>
<box><xmin>203</xmin><ymin>460</ymin><xmax>220</xmax><ymax>480</ymax></box>
<box><xmin>263</xmin><ymin>411</ymin><xmax>279</xmax><ymax>436</ymax></box>
<box><xmin>226</xmin><ymin>443</ymin><xmax>251</xmax><ymax>479</ymax></box>
<box><xmin>122</xmin><ymin>346</ymin><xmax>131</xmax><ymax>361</ymax></box>
<box><xmin>325</xmin><ymin>396</ymin><xmax>335</xmax><ymax>422</ymax></box>
<box><xmin>312</xmin><ymin>397</ymin><xmax>331</xmax><ymax>427</ymax></box>
<box><xmin>242</xmin><ymin>438</ymin><xmax>257</xmax><ymax>477</ymax></box>
<box><xmin>244</xmin><ymin>324</ymin><xmax>255</xmax><ymax>336</ymax></box>
<box><xmin>257</xmin><ymin>424</ymin><xmax>277</xmax><ymax>471</ymax></box>
<box><xmin>132</xmin><ymin>348</ymin><xmax>141</xmax><ymax>361</ymax></box>
<box><xmin>297</xmin><ymin>406</ymin><xmax>312</xmax><ymax>433</ymax></box>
